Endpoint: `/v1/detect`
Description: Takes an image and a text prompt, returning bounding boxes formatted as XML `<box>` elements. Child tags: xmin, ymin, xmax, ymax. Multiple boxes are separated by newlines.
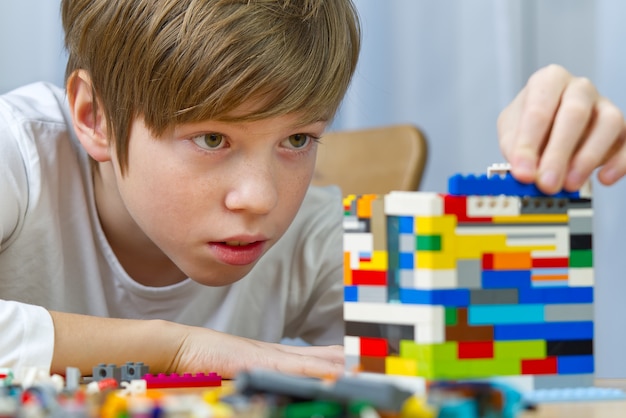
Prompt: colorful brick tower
<box><xmin>343</xmin><ymin>167</ymin><xmax>593</xmax><ymax>391</ymax></box>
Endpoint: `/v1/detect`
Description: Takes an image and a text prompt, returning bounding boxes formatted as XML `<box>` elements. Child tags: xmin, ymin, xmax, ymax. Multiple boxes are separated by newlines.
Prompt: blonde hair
<box><xmin>61</xmin><ymin>0</ymin><xmax>360</xmax><ymax>172</ymax></box>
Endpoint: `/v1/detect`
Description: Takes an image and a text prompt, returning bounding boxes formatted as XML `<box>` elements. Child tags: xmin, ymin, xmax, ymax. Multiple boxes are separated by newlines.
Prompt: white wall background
<box><xmin>2</xmin><ymin>0</ymin><xmax>625</xmax><ymax>378</ymax></box>
<box><xmin>0</xmin><ymin>1</ymin><xmax>66</xmax><ymax>93</ymax></box>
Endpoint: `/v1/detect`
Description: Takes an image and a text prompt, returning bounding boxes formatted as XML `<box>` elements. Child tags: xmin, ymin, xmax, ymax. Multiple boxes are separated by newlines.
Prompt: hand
<box><xmin>173</xmin><ymin>326</ymin><xmax>345</xmax><ymax>379</ymax></box>
<box><xmin>498</xmin><ymin>64</ymin><xmax>626</xmax><ymax>194</ymax></box>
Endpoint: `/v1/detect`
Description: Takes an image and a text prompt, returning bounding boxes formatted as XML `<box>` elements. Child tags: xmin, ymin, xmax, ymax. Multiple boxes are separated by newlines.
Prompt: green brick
<box><xmin>445</xmin><ymin>307</ymin><xmax>457</xmax><ymax>326</ymax></box>
<box><xmin>419</xmin><ymin>360</ymin><xmax>459</xmax><ymax>379</ymax></box>
<box><xmin>400</xmin><ymin>341</ymin><xmax>457</xmax><ymax>362</ymax></box>
<box><xmin>570</xmin><ymin>250</ymin><xmax>593</xmax><ymax>267</ymax></box>
<box><xmin>416</xmin><ymin>235</ymin><xmax>441</xmax><ymax>251</ymax></box>
<box><xmin>494</xmin><ymin>340</ymin><xmax>546</xmax><ymax>360</ymax></box>
<box><xmin>400</xmin><ymin>340</ymin><xmax>420</xmax><ymax>359</ymax></box>
<box><xmin>422</xmin><ymin>358</ymin><xmax>522</xmax><ymax>380</ymax></box>
<box><xmin>467</xmin><ymin>359</ymin><xmax>521</xmax><ymax>377</ymax></box>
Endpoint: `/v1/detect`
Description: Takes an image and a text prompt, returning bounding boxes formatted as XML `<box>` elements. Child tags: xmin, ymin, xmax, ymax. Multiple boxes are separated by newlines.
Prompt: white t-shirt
<box><xmin>0</xmin><ymin>82</ymin><xmax>344</xmax><ymax>372</ymax></box>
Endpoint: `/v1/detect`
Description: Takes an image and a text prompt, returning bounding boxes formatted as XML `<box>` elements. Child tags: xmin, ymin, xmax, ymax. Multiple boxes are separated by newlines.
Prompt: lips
<box><xmin>209</xmin><ymin>240</ymin><xmax>267</xmax><ymax>266</ymax></box>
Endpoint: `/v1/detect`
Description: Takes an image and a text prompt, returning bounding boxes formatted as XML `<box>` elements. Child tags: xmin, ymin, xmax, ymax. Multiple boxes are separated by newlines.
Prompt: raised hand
<box><xmin>498</xmin><ymin>64</ymin><xmax>626</xmax><ymax>194</ymax></box>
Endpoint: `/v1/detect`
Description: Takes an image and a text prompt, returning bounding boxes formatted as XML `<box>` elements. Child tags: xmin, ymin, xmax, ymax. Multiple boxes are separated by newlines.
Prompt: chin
<box><xmin>187</xmin><ymin>266</ymin><xmax>255</xmax><ymax>287</ymax></box>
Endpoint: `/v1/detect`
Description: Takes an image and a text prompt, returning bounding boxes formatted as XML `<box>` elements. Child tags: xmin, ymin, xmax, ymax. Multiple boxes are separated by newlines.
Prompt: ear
<box><xmin>67</xmin><ymin>70</ymin><xmax>111</xmax><ymax>162</ymax></box>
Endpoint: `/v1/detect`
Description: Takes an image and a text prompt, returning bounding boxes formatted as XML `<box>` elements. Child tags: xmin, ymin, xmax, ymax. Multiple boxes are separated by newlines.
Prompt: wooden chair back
<box><xmin>312</xmin><ymin>124</ymin><xmax>428</xmax><ymax>195</ymax></box>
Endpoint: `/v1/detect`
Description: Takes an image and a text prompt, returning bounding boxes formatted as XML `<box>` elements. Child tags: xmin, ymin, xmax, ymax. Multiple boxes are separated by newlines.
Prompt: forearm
<box><xmin>49</xmin><ymin>311</ymin><xmax>189</xmax><ymax>376</ymax></box>
<box><xmin>50</xmin><ymin>310</ymin><xmax>344</xmax><ymax>379</ymax></box>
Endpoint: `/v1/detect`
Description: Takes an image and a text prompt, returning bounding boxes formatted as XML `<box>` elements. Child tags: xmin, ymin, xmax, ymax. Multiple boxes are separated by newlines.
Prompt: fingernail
<box><xmin>540</xmin><ymin>170</ymin><xmax>559</xmax><ymax>192</ymax></box>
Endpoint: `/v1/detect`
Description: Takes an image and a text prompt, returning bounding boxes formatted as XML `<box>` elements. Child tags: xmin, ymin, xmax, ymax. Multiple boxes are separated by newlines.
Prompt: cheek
<box><xmin>280</xmin><ymin>157</ymin><xmax>316</xmax><ymax>208</ymax></box>
<box><xmin>121</xmin><ymin>144</ymin><xmax>191</xmax><ymax>221</ymax></box>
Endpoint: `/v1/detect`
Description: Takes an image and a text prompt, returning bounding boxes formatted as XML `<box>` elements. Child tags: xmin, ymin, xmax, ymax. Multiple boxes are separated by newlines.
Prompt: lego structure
<box><xmin>343</xmin><ymin>167</ymin><xmax>594</xmax><ymax>392</ymax></box>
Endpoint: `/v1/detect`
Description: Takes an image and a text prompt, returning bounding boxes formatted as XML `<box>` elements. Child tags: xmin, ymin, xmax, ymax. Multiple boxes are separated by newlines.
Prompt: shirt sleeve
<box><xmin>0</xmin><ymin>95</ymin><xmax>55</xmax><ymax>372</ymax></box>
<box><xmin>0</xmin><ymin>106</ymin><xmax>28</xmax><ymax>250</ymax></box>
<box><xmin>0</xmin><ymin>300</ymin><xmax>55</xmax><ymax>372</ymax></box>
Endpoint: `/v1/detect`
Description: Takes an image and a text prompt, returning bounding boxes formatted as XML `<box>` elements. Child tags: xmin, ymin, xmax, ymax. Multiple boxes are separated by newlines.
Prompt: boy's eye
<box><xmin>191</xmin><ymin>133</ymin><xmax>225</xmax><ymax>150</ymax></box>
<box><xmin>287</xmin><ymin>133</ymin><xmax>310</xmax><ymax>149</ymax></box>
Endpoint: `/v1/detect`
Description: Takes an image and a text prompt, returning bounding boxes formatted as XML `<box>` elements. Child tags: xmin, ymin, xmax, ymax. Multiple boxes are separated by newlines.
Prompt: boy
<box><xmin>0</xmin><ymin>1</ymin><xmax>623</xmax><ymax>381</ymax></box>
<box><xmin>0</xmin><ymin>0</ymin><xmax>359</xmax><ymax>379</ymax></box>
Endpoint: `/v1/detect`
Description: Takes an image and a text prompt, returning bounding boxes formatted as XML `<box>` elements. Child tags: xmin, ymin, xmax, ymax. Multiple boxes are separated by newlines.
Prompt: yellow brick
<box><xmin>359</xmin><ymin>250</ymin><xmax>388</xmax><ymax>270</ymax></box>
<box><xmin>457</xmin><ymin>235</ymin><xmax>507</xmax><ymax>259</ymax></box>
<box><xmin>492</xmin><ymin>214</ymin><xmax>568</xmax><ymax>224</ymax></box>
<box><xmin>386</xmin><ymin>356</ymin><xmax>419</xmax><ymax>376</ymax></box>
<box><xmin>343</xmin><ymin>195</ymin><xmax>356</xmax><ymax>206</ymax></box>
<box><xmin>457</xmin><ymin>235</ymin><xmax>554</xmax><ymax>258</ymax></box>
<box><xmin>416</xmin><ymin>252</ymin><xmax>456</xmax><ymax>269</ymax></box>
<box><xmin>416</xmin><ymin>215</ymin><xmax>457</xmax><ymax>235</ymax></box>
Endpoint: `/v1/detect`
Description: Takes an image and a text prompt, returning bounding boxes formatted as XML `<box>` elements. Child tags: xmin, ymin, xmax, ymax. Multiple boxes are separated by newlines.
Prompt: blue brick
<box><xmin>399</xmin><ymin>288</ymin><xmax>435</xmax><ymax>304</ymax></box>
<box><xmin>558</xmin><ymin>355</ymin><xmax>594</xmax><ymax>374</ymax></box>
<box><xmin>344</xmin><ymin>286</ymin><xmax>358</xmax><ymax>302</ymax></box>
<box><xmin>400</xmin><ymin>288</ymin><xmax>470</xmax><ymax>307</ymax></box>
<box><xmin>399</xmin><ymin>252</ymin><xmax>414</xmax><ymax>269</ymax></box>
<box><xmin>398</xmin><ymin>216</ymin><xmax>414</xmax><ymax>233</ymax></box>
<box><xmin>494</xmin><ymin>322</ymin><xmax>593</xmax><ymax>341</ymax></box>
<box><xmin>482</xmin><ymin>270</ymin><xmax>532</xmax><ymax>289</ymax></box>
<box><xmin>519</xmin><ymin>287</ymin><xmax>593</xmax><ymax>304</ymax></box>
<box><xmin>448</xmin><ymin>173</ymin><xmax>580</xmax><ymax>198</ymax></box>
<box><xmin>441</xmin><ymin>289</ymin><xmax>471</xmax><ymax>306</ymax></box>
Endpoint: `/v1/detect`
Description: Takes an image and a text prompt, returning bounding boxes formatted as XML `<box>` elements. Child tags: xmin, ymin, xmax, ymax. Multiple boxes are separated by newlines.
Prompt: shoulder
<box><xmin>0</xmin><ymin>83</ymin><xmax>86</xmax><ymax>247</ymax></box>
<box><xmin>0</xmin><ymin>82</ymin><xmax>74</xmax><ymax>158</ymax></box>
<box><xmin>0</xmin><ymin>82</ymin><xmax>78</xmax><ymax>168</ymax></box>
<box><xmin>0</xmin><ymin>82</ymin><xmax>69</xmax><ymax>126</ymax></box>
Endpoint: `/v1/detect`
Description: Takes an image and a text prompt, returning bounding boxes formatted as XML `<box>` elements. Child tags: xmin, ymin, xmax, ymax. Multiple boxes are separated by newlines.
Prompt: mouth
<box><xmin>209</xmin><ymin>240</ymin><xmax>267</xmax><ymax>266</ymax></box>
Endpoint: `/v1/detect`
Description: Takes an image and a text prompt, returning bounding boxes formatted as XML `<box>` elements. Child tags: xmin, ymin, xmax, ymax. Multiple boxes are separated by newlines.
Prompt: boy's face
<box><xmin>101</xmin><ymin>102</ymin><xmax>327</xmax><ymax>287</ymax></box>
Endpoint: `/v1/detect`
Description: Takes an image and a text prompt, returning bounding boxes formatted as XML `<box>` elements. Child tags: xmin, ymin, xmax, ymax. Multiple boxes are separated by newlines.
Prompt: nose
<box><xmin>224</xmin><ymin>155</ymin><xmax>279</xmax><ymax>214</ymax></box>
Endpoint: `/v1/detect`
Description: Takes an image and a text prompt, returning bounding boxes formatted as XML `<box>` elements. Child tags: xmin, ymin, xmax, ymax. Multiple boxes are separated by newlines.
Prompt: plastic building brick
<box><xmin>235</xmin><ymin>369</ymin><xmax>413</xmax><ymax>412</ymax></box>
<box><xmin>487</xmin><ymin>162</ymin><xmax>512</xmax><ymax>178</ymax></box>
<box><xmin>142</xmin><ymin>372</ymin><xmax>222</xmax><ymax>389</ymax></box>
<box><xmin>120</xmin><ymin>361</ymin><xmax>149</xmax><ymax>382</ymax></box>
<box><xmin>524</xmin><ymin>387</ymin><xmax>626</xmax><ymax>403</ymax></box>
<box><xmin>86</xmin><ymin>377</ymin><xmax>119</xmax><ymax>394</ymax></box>
<box><xmin>343</xmin><ymin>165</ymin><xmax>601</xmax><ymax>398</ymax></box>
<box><xmin>92</xmin><ymin>364</ymin><xmax>121</xmax><ymax>382</ymax></box>
<box><xmin>64</xmin><ymin>367</ymin><xmax>81</xmax><ymax>391</ymax></box>
<box><xmin>0</xmin><ymin>368</ymin><xmax>13</xmax><ymax>386</ymax></box>
<box><xmin>448</xmin><ymin>173</ymin><xmax>580</xmax><ymax>198</ymax></box>
<box><xmin>428</xmin><ymin>381</ymin><xmax>523</xmax><ymax>418</ymax></box>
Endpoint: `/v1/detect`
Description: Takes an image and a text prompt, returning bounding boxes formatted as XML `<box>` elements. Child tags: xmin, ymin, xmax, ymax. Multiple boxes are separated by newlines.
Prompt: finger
<box><xmin>598</xmin><ymin>123</ymin><xmax>626</xmax><ymax>185</ymax></box>
<box><xmin>508</xmin><ymin>65</ymin><xmax>572</xmax><ymax>183</ymax></box>
<box><xmin>536</xmin><ymin>77</ymin><xmax>598</xmax><ymax>194</ymax></box>
<box><xmin>564</xmin><ymin>98</ymin><xmax>625</xmax><ymax>190</ymax></box>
